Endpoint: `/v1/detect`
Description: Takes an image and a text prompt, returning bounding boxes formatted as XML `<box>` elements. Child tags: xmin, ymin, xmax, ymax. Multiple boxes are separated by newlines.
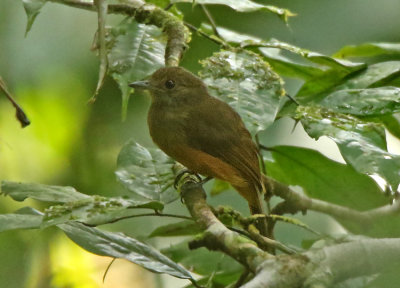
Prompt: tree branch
<box><xmin>263</xmin><ymin>175</ymin><xmax>400</xmax><ymax>224</ymax></box>
<box><xmin>180</xmin><ymin>176</ymin><xmax>400</xmax><ymax>287</ymax></box>
<box><xmin>48</xmin><ymin>0</ymin><xmax>190</xmax><ymax>66</ymax></box>
<box><xmin>180</xmin><ymin>180</ymin><xmax>273</xmax><ymax>272</ymax></box>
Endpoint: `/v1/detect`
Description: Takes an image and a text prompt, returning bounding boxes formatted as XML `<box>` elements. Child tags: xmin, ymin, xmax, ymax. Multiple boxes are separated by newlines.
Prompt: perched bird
<box><xmin>129</xmin><ymin>66</ymin><xmax>267</xmax><ymax>234</ymax></box>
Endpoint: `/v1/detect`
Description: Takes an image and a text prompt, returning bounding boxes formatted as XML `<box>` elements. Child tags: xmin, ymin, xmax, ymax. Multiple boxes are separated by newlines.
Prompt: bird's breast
<box><xmin>147</xmin><ymin>104</ymin><xmax>188</xmax><ymax>157</ymax></box>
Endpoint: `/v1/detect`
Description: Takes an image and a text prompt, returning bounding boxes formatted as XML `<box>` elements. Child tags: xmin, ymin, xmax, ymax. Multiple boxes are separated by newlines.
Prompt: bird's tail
<box><xmin>234</xmin><ymin>182</ymin><xmax>268</xmax><ymax>236</ymax></box>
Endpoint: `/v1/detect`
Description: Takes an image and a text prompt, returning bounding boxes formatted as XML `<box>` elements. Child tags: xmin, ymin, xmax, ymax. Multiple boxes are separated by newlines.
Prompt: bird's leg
<box><xmin>174</xmin><ymin>169</ymin><xmax>202</xmax><ymax>189</ymax></box>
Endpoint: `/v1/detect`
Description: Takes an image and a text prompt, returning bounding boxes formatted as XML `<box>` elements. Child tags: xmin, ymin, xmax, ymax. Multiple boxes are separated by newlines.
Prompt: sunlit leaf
<box><xmin>115</xmin><ymin>141</ymin><xmax>177</xmax><ymax>203</ymax></box>
<box><xmin>42</xmin><ymin>196</ymin><xmax>163</xmax><ymax>228</ymax></box>
<box><xmin>171</xmin><ymin>0</ymin><xmax>296</xmax><ymax>22</ymax></box>
<box><xmin>22</xmin><ymin>0</ymin><xmax>46</xmax><ymax>35</ymax></box>
<box><xmin>320</xmin><ymin>87</ymin><xmax>400</xmax><ymax>116</ymax></box>
<box><xmin>107</xmin><ymin>19</ymin><xmax>165</xmax><ymax>120</ymax></box>
<box><xmin>59</xmin><ymin>222</ymin><xmax>193</xmax><ymax>280</ymax></box>
<box><xmin>334</xmin><ymin>42</ymin><xmax>400</xmax><ymax>59</ymax></box>
<box><xmin>149</xmin><ymin>220</ymin><xmax>200</xmax><ymax>237</ymax></box>
<box><xmin>199</xmin><ymin>50</ymin><xmax>285</xmax><ymax>135</ymax></box>
<box><xmin>0</xmin><ymin>207</ymin><xmax>43</xmax><ymax>232</ymax></box>
<box><xmin>266</xmin><ymin>146</ymin><xmax>387</xmax><ymax>210</ymax></box>
<box><xmin>1</xmin><ymin>181</ymin><xmax>89</xmax><ymax>203</ymax></box>
<box><xmin>297</xmin><ymin>106</ymin><xmax>400</xmax><ymax>192</ymax></box>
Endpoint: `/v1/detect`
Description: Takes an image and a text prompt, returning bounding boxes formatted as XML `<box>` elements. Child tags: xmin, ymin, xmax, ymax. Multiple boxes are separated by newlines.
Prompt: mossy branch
<box><xmin>263</xmin><ymin>175</ymin><xmax>400</xmax><ymax>224</ymax></box>
<box><xmin>48</xmin><ymin>0</ymin><xmax>190</xmax><ymax>66</ymax></box>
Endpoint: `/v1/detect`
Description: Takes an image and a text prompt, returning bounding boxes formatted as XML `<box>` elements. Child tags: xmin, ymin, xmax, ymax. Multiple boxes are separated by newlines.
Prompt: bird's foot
<box><xmin>174</xmin><ymin>169</ymin><xmax>202</xmax><ymax>190</ymax></box>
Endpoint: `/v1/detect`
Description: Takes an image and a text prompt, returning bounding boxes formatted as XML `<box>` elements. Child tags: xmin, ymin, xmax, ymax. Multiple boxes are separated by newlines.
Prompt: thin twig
<box><xmin>0</xmin><ymin>77</ymin><xmax>30</xmax><ymax>128</ymax></box>
<box><xmin>200</xmin><ymin>4</ymin><xmax>221</xmax><ymax>38</ymax></box>
<box><xmin>184</xmin><ymin>21</ymin><xmax>228</xmax><ymax>48</ymax></box>
<box><xmin>48</xmin><ymin>0</ymin><xmax>189</xmax><ymax>67</ymax></box>
<box><xmin>247</xmin><ymin>224</ymin><xmax>296</xmax><ymax>254</ymax></box>
<box><xmin>263</xmin><ymin>175</ymin><xmax>400</xmax><ymax>224</ymax></box>
<box><xmin>102</xmin><ymin>258</ymin><xmax>116</xmax><ymax>283</ymax></box>
<box><xmin>82</xmin><ymin>212</ymin><xmax>193</xmax><ymax>227</ymax></box>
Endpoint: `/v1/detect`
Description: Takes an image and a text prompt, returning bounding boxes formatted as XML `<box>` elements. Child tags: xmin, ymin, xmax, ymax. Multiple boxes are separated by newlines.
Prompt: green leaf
<box><xmin>243</xmin><ymin>39</ymin><xmax>365</xmax><ymax>102</ymax></box>
<box><xmin>334</xmin><ymin>42</ymin><xmax>400</xmax><ymax>59</ymax></box>
<box><xmin>243</xmin><ymin>39</ymin><xmax>365</xmax><ymax>73</ymax></box>
<box><xmin>161</xmin><ymin>240</ymin><xmax>242</xmax><ymax>276</ymax></box>
<box><xmin>115</xmin><ymin>141</ymin><xmax>177</xmax><ymax>203</ymax></box>
<box><xmin>199</xmin><ymin>50</ymin><xmax>285</xmax><ymax>135</ymax></box>
<box><xmin>149</xmin><ymin>220</ymin><xmax>200</xmax><ymax>237</ymax></box>
<box><xmin>198</xmin><ymin>25</ymin><xmax>325</xmax><ymax>81</ymax></box>
<box><xmin>107</xmin><ymin>19</ymin><xmax>165</xmax><ymax>120</ymax></box>
<box><xmin>320</xmin><ymin>87</ymin><xmax>400</xmax><ymax>116</ymax></box>
<box><xmin>381</xmin><ymin>114</ymin><xmax>400</xmax><ymax>139</ymax></box>
<box><xmin>297</xmin><ymin>106</ymin><xmax>400</xmax><ymax>192</ymax></box>
<box><xmin>42</xmin><ymin>196</ymin><xmax>163</xmax><ymax>228</ymax></box>
<box><xmin>0</xmin><ymin>208</ymin><xmax>43</xmax><ymax>232</ymax></box>
<box><xmin>295</xmin><ymin>69</ymin><xmax>349</xmax><ymax>103</ymax></box>
<box><xmin>266</xmin><ymin>146</ymin><xmax>387</xmax><ymax>211</ymax></box>
<box><xmin>1</xmin><ymin>181</ymin><xmax>89</xmax><ymax>203</ymax></box>
<box><xmin>331</xmin><ymin>61</ymin><xmax>400</xmax><ymax>91</ymax></box>
<box><xmin>59</xmin><ymin>222</ymin><xmax>193</xmax><ymax>280</ymax></box>
<box><xmin>22</xmin><ymin>0</ymin><xmax>46</xmax><ymax>36</ymax></box>
<box><xmin>171</xmin><ymin>0</ymin><xmax>296</xmax><ymax>22</ymax></box>
<box><xmin>260</xmin><ymin>48</ymin><xmax>325</xmax><ymax>81</ymax></box>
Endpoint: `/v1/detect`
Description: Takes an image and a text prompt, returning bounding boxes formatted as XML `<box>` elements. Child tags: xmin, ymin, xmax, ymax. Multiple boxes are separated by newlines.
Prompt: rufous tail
<box><xmin>234</xmin><ymin>183</ymin><xmax>268</xmax><ymax>236</ymax></box>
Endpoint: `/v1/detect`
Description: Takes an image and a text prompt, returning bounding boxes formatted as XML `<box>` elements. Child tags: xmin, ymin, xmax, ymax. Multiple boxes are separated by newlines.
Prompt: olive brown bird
<box><xmin>129</xmin><ymin>66</ymin><xmax>267</xmax><ymax>234</ymax></box>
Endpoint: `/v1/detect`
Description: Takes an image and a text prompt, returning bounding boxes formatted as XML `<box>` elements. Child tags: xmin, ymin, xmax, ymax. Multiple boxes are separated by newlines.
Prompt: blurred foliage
<box><xmin>1</xmin><ymin>0</ymin><xmax>400</xmax><ymax>288</ymax></box>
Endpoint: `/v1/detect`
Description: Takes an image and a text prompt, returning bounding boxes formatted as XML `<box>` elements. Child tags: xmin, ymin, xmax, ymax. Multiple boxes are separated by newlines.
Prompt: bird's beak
<box><xmin>128</xmin><ymin>80</ymin><xmax>151</xmax><ymax>89</ymax></box>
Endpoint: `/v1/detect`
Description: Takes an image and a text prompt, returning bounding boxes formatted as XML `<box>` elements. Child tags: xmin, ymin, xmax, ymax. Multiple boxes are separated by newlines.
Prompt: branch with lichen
<box><xmin>48</xmin><ymin>0</ymin><xmax>190</xmax><ymax>66</ymax></box>
<box><xmin>263</xmin><ymin>175</ymin><xmax>400</xmax><ymax>224</ymax></box>
<box><xmin>181</xmin><ymin>178</ymin><xmax>400</xmax><ymax>288</ymax></box>
<box><xmin>179</xmin><ymin>180</ymin><xmax>273</xmax><ymax>272</ymax></box>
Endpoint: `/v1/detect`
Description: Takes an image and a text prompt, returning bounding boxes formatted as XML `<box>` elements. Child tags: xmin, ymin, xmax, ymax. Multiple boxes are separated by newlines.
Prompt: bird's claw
<box><xmin>174</xmin><ymin>169</ymin><xmax>202</xmax><ymax>190</ymax></box>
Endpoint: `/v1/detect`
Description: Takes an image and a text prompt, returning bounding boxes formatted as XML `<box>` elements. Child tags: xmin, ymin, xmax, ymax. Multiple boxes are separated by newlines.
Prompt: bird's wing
<box><xmin>184</xmin><ymin>97</ymin><xmax>262</xmax><ymax>190</ymax></box>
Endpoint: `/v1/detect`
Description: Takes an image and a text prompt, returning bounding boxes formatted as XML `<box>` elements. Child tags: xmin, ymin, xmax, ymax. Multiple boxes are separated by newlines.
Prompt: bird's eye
<box><xmin>165</xmin><ymin>80</ymin><xmax>175</xmax><ymax>89</ymax></box>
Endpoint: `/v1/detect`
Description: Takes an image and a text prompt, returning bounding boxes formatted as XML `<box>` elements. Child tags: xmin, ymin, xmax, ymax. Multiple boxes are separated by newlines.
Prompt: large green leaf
<box><xmin>107</xmin><ymin>19</ymin><xmax>165</xmax><ymax>120</ymax></box>
<box><xmin>22</xmin><ymin>0</ymin><xmax>46</xmax><ymax>35</ymax></box>
<box><xmin>115</xmin><ymin>141</ymin><xmax>177</xmax><ymax>203</ymax></box>
<box><xmin>334</xmin><ymin>42</ymin><xmax>400</xmax><ymax>59</ymax></box>
<box><xmin>199</xmin><ymin>50</ymin><xmax>285</xmax><ymax>135</ymax></box>
<box><xmin>42</xmin><ymin>196</ymin><xmax>163</xmax><ymax>228</ymax></box>
<box><xmin>0</xmin><ymin>207</ymin><xmax>43</xmax><ymax>232</ymax></box>
<box><xmin>1</xmin><ymin>181</ymin><xmax>89</xmax><ymax>203</ymax></box>
<box><xmin>266</xmin><ymin>146</ymin><xmax>387</xmax><ymax>210</ymax></box>
<box><xmin>320</xmin><ymin>87</ymin><xmax>400</xmax><ymax>116</ymax></box>
<box><xmin>171</xmin><ymin>0</ymin><xmax>295</xmax><ymax>22</ymax></box>
<box><xmin>59</xmin><ymin>222</ymin><xmax>193</xmax><ymax>280</ymax></box>
<box><xmin>297</xmin><ymin>106</ymin><xmax>400</xmax><ymax>192</ymax></box>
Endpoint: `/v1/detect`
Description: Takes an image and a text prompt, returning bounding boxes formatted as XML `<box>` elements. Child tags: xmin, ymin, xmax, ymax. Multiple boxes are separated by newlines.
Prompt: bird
<box><xmin>129</xmin><ymin>66</ymin><xmax>267</xmax><ymax>234</ymax></box>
